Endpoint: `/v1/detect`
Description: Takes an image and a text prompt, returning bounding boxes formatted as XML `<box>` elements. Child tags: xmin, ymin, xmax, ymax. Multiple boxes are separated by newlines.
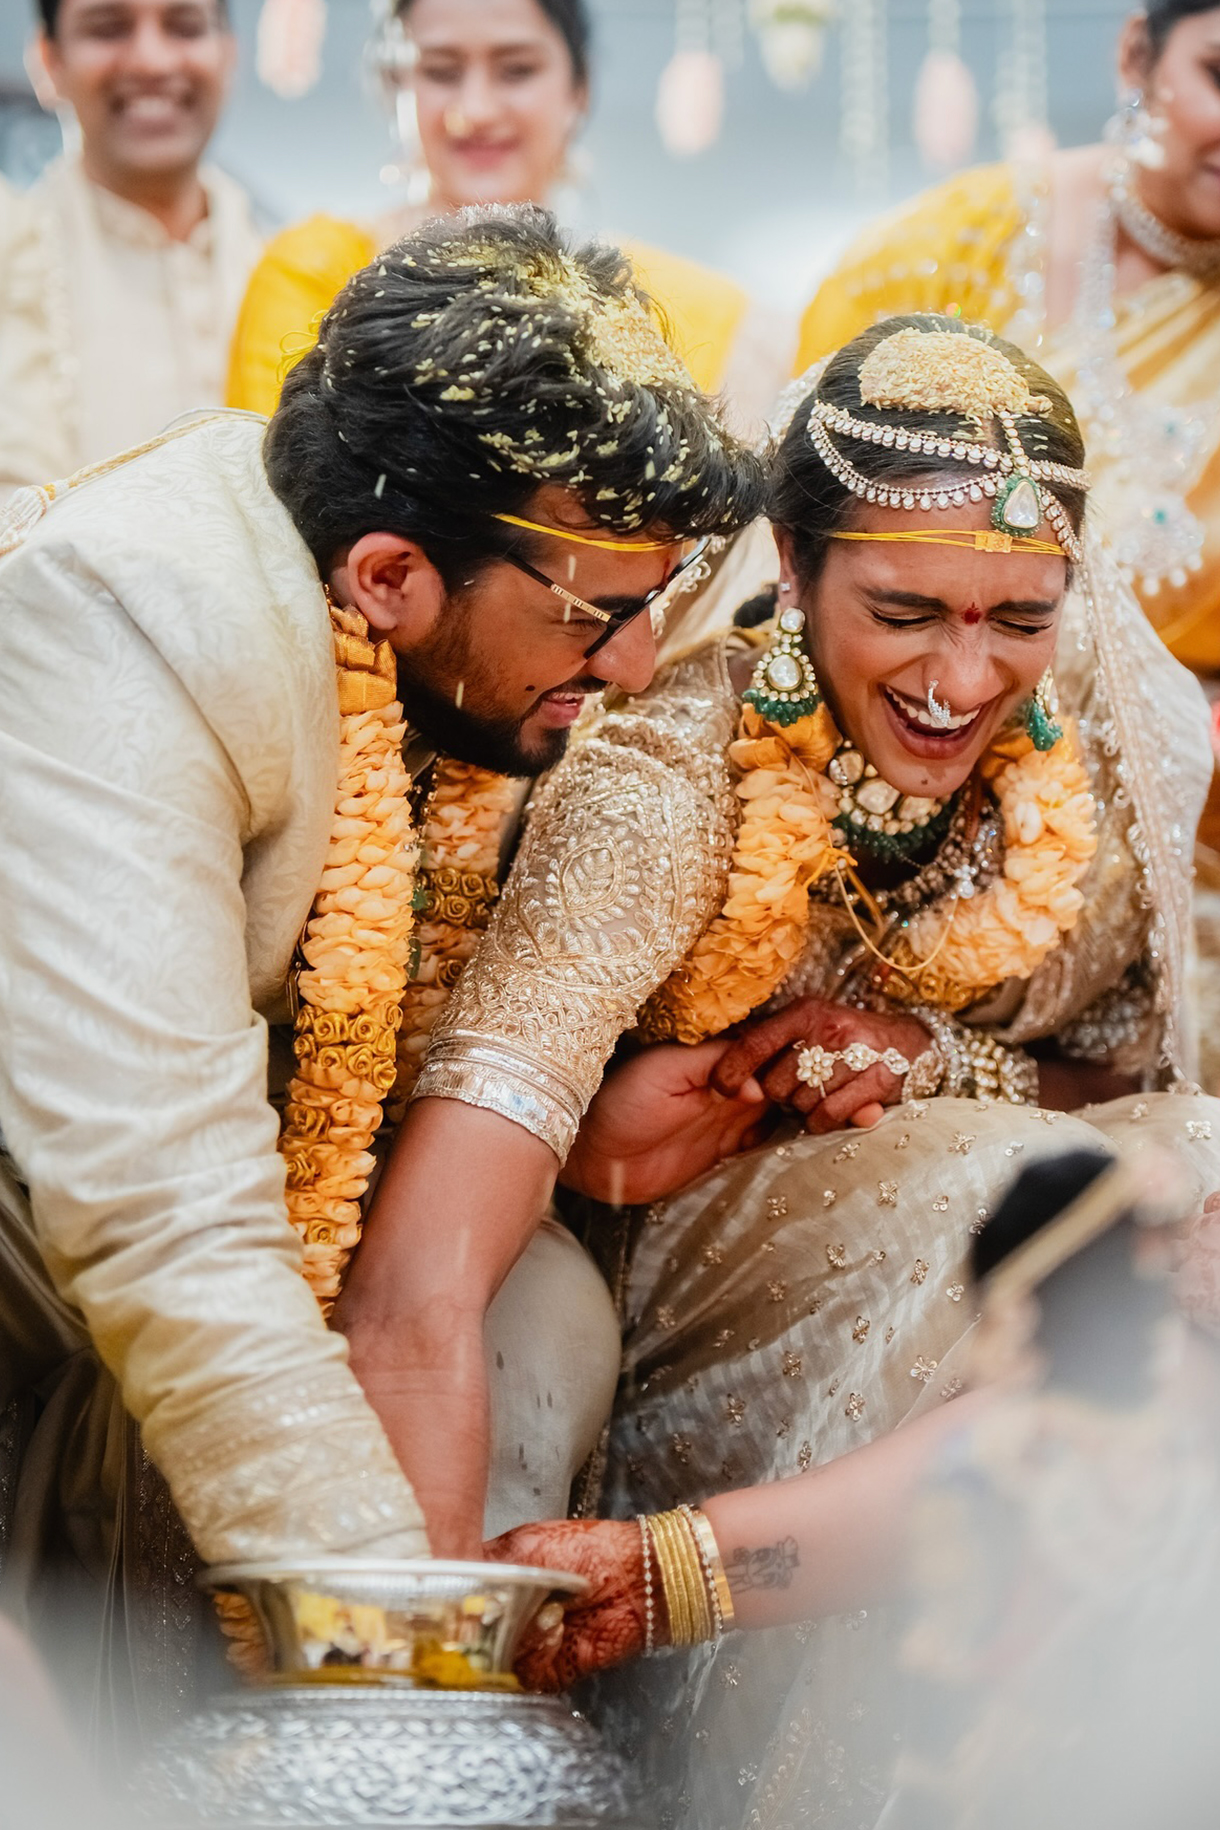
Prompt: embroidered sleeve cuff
<box><xmin>412</xmin><ymin>1034</ymin><xmax>584</xmax><ymax>1163</ymax></box>
<box><xmin>144</xmin><ymin>1366</ymin><xmax>430</xmax><ymax>1567</ymax></box>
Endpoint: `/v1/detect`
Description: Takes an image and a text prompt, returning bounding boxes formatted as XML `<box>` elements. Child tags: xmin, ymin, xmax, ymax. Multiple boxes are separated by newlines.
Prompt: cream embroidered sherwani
<box><xmin>0</xmin><ymin>155</ymin><xmax>262</xmax><ymax>499</ymax></box>
<box><xmin>0</xmin><ymin>412</ymin><xmax>617</xmax><ymax>1726</ymax></box>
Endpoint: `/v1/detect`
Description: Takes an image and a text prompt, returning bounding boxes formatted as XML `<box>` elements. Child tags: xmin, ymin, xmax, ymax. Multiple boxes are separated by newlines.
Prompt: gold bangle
<box><xmin>648</xmin><ymin>1511</ymin><xmax>694</xmax><ymax>1646</ymax></box>
<box><xmin>646</xmin><ymin>1507</ymin><xmax>718</xmax><ymax>1648</ymax></box>
<box><xmin>648</xmin><ymin>1511</ymin><xmax>690</xmax><ymax>1646</ymax></box>
<box><xmin>679</xmin><ymin>1504</ymin><xmax>735</xmax><ymax>1634</ymax></box>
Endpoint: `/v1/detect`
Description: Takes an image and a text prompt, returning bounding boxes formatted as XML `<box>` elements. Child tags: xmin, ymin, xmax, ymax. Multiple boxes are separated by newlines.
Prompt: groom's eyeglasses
<box><xmin>491</xmin><ymin>516</ymin><xmax>712</xmax><ymax>658</ymax></box>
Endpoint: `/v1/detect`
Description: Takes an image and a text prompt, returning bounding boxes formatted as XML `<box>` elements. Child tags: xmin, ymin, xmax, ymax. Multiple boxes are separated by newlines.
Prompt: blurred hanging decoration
<box><xmin>748</xmin><ymin>0</ymin><xmax>836</xmax><ymax>92</ymax></box>
<box><xmin>255</xmin><ymin>0</ymin><xmax>327</xmax><ymax>100</ymax></box>
<box><xmin>365</xmin><ymin>0</ymin><xmax>428</xmax><ymax>196</ymax></box>
<box><xmin>657</xmin><ymin>0</ymin><xmax>746</xmax><ymax>158</ymax></box>
<box><xmin>913</xmin><ymin>0</ymin><xmax>978</xmax><ymax>172</ymax></box>
<box><xmin>994</xmin><ymin>0</ymin><xmax>1055</xmax><ymax>163</ymax></box>
<box><xmin>841</xmin><ymin>0</ymin><xmax>888</xmax><ymax>198</ymax></box>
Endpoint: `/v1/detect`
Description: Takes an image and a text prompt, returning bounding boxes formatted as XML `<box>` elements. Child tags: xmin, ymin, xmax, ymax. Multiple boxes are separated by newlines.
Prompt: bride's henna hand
<box><xmin>713</xmin><ymin>998</ymin><xmax>932</xmax><ymax>1131</ymax></box>
<box><xmin>485</xmin><ymin>1520</ymin><xmax>650</xmax><ymax>1692</ymax></box>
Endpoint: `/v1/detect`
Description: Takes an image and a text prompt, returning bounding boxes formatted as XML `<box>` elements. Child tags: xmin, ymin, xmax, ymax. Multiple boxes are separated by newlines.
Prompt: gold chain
<box><xmin>830</xmin><ymin>861</ymin><xmax>963</xmax><ymax>985</ymax></box>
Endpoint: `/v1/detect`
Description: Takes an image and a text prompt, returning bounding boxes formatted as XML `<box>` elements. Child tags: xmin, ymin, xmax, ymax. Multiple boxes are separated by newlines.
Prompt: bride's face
<box><xmin>781</xmin><ymin>493</ymin><xmax>1067</xmax><ymax>801</ymax></box>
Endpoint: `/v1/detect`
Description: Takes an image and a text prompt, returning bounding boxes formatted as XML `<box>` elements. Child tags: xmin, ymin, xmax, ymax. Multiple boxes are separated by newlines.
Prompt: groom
<box><xmin>0</xmin><ymin>206</ymin><xmax>763</xmax><ymax>1722</ymax></box>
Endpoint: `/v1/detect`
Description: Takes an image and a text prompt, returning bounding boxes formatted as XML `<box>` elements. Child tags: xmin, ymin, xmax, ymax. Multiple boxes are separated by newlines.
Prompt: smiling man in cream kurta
<box><xmin>0</xmin><ymin>207</ymin><xmax>763</xmax><ymax>1736</ymax></box>
<box><xmin>0</xmin><ymin>0</ymin><xmax>262</xmax><ymax>506</ymax></box>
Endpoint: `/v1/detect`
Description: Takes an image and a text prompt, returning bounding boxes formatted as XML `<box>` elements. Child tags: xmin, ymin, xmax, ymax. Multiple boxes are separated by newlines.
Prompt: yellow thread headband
<box><xmin>494</xmin><ymin>513</ymin><xmax>678</xmax><ymax>553</ymax></box>
<box><xmin>830</xmin><ymin>529</ymin><xmax>1067</xmax><ymax>557</ymax></box>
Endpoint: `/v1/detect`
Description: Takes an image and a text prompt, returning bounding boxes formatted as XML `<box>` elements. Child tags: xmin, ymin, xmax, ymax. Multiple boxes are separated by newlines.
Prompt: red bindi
<box><xmin>963</xmin><ymin>606</ymin><xmax>983</xmax><ymax>626</ymax></box>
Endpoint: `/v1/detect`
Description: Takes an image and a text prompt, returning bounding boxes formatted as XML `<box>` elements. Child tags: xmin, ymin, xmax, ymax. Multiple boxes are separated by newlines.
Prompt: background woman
<box><xmin>226</xmin><ymin>0</ymin><xmax>789</xmax><ymax>434</ymax></box>
<box><xmin>794</xmin><ymin>2</ymin><xmax>1220</xmax><ymax>1083</ymax></box>
<box><xmin>339</xmin><ymin>314</ymin><xmax>1220</xmax><ymax>1826</ymax></box>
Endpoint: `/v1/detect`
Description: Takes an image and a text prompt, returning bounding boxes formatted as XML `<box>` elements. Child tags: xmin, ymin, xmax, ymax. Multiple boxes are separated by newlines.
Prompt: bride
<box><xmin>339</xmin><ymin>313</ymin><xmax>1220</xmax><ymax>1823</ymax></box>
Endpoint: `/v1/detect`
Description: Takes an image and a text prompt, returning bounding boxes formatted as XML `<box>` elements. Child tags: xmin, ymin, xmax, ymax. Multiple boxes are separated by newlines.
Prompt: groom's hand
<box><xmin>559</xmin><ymin>1041</ymin><xmax>769</xmax><ymax>1206</ymax></box>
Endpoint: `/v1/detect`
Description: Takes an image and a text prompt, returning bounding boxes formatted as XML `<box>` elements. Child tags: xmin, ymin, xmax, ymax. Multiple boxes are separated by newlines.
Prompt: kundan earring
<box><xmin>1025</xmin><ymin>668</ymin><xmax>1063</xmax><ymax>752</ymax></box>
<box><xmin>744</xmin><ymin>603</ymin><xmax>821</xmax><ymax>726</ymax></box>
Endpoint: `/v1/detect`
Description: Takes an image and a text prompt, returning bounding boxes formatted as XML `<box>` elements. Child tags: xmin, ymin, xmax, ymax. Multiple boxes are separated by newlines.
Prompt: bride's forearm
<box><xmin>701</xmin><ymin>1393</ymin><xmax>987</xmax><ymax>1632</ymax></box>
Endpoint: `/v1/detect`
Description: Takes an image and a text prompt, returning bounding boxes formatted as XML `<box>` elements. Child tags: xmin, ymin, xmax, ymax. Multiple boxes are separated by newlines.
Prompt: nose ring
<box><xmin>926</xmin><ymin>681</ymin><xmax>952</xmax><ymax>728</ymax></box>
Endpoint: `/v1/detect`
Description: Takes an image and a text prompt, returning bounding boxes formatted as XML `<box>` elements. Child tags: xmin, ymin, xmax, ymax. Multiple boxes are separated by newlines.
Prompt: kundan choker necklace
<box><xmin>827</xmin><ymin>738</ymin><xmax>951</xmax><ymax>862</ymax></box>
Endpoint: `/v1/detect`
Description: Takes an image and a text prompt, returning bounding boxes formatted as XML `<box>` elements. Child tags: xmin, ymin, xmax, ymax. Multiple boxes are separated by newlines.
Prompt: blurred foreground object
<box><xmin>884</xmin><ymin>1151</ymin><xmax>1220</xmax><ymax>1830</ymax></box>
<box><xmin>0</xmin><ymin>1609</ymin><xmax>122</xmax><ymax>1830</ymax></box>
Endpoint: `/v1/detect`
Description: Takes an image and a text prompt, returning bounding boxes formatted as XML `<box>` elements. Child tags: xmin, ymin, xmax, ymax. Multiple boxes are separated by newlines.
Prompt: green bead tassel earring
<box><xmin>1025</xmin><ymin>668</ymin><xmax>1063</xmax><ymax>751</ymax></box>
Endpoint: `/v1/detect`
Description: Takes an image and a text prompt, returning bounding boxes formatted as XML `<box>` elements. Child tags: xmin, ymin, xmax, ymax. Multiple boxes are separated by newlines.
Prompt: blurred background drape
<box><xmin>0</xmin><ymin>1</ymin><xmax>1132</xmax><ymax>312</ymax></box>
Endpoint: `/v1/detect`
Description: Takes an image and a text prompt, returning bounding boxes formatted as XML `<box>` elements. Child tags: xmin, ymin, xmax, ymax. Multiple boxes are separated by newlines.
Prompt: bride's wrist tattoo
<box><xmin>725</xmin><ymin>1537</ymin><xmax>800</xmax><ymax>1591</ymax></box>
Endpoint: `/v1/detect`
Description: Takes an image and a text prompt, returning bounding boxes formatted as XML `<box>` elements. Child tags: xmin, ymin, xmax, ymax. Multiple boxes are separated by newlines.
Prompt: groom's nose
<box><xmin>586</xmin><ymin>609</ymin><xmax>658</xmax><ymax>696</ymax></box>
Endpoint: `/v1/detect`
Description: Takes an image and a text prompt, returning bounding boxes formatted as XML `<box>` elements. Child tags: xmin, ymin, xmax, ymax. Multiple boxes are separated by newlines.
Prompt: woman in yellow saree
<box><xmin>227</xmin><ymin>0</ymin><xmax>790</xmax><ymax>437</ymax></box>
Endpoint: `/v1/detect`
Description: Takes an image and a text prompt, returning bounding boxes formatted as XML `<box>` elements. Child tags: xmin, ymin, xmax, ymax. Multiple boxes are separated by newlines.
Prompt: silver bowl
<box><xmin>203</xmin><ymin>1558</ymin><xmax>587</xmax><ymax>1690</ymax></box>
<box><xmin>132</xmin><ymin>1559</ymin><xmax>647</xmax><ymax>1827</ymax></box>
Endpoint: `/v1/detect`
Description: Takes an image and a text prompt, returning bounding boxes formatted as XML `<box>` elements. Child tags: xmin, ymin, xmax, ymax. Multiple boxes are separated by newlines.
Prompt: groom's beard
<box><xmin>396</xmin><ymin>610</ymin><xmax>595</xmax><ymax>778</ymax></box>
<box><xmin>397</xmin><ymin>665</ymin><xmax>576</xmax><ymax>777</ymax></box>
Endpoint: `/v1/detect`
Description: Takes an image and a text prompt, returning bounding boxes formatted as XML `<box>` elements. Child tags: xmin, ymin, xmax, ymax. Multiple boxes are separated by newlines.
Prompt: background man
<box><xmin>0</xmin><ymin>0</ymin><xmax>260</xmax><ymax>498</ymax></box>
<box><xmin>0</xmin><ymin>208</ymin><xmax>764</xmax><ymax>1737</ymax></box>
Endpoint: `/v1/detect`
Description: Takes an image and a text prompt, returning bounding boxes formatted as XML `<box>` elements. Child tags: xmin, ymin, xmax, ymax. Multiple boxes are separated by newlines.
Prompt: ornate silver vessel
<box><xmin>131</xmin><ymin>1559</ymin><xmax>645</xmax><ymax>1829</ymax></box>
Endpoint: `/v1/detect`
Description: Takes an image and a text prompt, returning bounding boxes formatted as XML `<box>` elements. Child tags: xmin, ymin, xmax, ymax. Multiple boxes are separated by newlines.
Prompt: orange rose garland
<box><xmin>279</xmin><ymin>602</ymin><xmax>419</xmax><ymax>1314</ymax></box>
<box><xmin>219</xmin><ymin>603</ymin><xmax>419</xmax><ymax>1674</ymax></box>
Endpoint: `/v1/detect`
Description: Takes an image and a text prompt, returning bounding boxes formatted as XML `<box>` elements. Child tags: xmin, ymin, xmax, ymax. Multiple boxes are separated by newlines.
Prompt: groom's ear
<box><xmin>333</xmin><ymin>533</ymin><xmax>448</xmax><ymax>647</ymax></box>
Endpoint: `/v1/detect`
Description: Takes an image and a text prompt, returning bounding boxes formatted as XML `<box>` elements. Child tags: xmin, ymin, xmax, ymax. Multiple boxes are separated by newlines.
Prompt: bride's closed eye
<box><xmin>870</xmin><ymin>611</ymin><xmax>935</xmax><ymax>630</ymax></box>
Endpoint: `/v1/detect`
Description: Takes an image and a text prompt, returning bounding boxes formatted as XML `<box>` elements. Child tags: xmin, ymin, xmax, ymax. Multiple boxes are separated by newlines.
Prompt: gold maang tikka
<box><xmin>806</xmin><ymin>325</ymin><xmax>1089</xmax><ymax>564</ymax></box>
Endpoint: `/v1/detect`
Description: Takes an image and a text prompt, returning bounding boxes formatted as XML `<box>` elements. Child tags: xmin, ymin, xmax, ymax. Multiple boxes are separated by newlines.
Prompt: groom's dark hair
<box><xmin>265</xmin><ymin>207</ymin><xmax>765</xmax><ymax>587</ymax></box>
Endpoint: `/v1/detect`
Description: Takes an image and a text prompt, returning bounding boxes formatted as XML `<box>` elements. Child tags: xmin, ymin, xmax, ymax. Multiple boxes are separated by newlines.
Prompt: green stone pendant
<box><xmin>744</xmin><ymin>605</ymin><xmax>821</xmax><ymax>726</ymax></box>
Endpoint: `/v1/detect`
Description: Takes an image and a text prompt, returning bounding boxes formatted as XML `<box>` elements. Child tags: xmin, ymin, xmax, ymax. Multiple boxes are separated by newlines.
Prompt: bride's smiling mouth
<box><xmin>881</xmin><ymin>684</ymin><xmax>988</xmax><ymax>755</ymax></box>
